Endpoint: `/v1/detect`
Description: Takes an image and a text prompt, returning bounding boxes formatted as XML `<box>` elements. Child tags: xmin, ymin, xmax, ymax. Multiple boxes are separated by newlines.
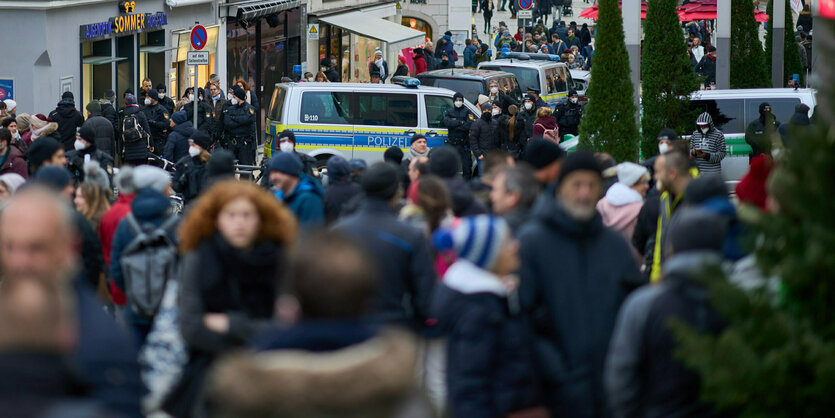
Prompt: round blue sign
<box><xmin>190</xmin><ymin>25</ymin><xmax>207</xmax><ymax>50</ymax></box>
<box><xmin>518</xmin><ymin>0</ymin><xmax>533</xmax><ymax>10</ymax></box>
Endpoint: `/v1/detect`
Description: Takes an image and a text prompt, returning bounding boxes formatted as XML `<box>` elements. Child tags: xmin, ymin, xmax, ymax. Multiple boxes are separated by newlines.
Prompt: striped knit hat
<box><xmin>448</xmin><ymin>215</ymin><xmax>510</xmax><ymax>270</ymax></box>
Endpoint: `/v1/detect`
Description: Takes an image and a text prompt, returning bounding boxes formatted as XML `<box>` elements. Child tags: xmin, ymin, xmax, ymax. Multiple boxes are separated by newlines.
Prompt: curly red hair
<box><xmin>178</xmin><ymin>180</ymin><xmax>297</xmax><ymax>252</ymax></box>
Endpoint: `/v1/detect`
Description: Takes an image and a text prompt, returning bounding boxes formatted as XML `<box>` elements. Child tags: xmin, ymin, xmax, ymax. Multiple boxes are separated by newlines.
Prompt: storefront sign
<box><xmin>0</xmin><ymin>79</ymin><xmax>13</xmax><ymax>100</ymax></box>
<box><xmin>80</xmin><ymin>12</ymin><xmax>168</xmax><ymax>41</ymax></box>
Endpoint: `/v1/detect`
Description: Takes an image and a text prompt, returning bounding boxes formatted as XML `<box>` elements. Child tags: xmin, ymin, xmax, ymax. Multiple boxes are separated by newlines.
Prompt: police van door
<box><xmin>297</xmin><ymin>90</ymin><xmax>355</xmax><ymax>159</ymax></box>
<box><xmin>352</xmin><ymin>91</ymin><xmax>419</xmax><ymax>162</ymax></box>
<box><xmin>421</xmin><ymin>94</ymin><xmax>455</xmax><ymax>148</ymax></box>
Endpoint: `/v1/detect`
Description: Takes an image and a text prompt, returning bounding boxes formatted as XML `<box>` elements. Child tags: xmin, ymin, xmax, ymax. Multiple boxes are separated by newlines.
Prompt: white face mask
<box><xmin>570</xmin><ymin>97</ymin><xmax>578</xmax><ymax>104</ymax></box>
<box><xmin>490</xmin><ymin>87</ymin><xmax>499</xmax><ymax>94</ymax></box>
<box><xmin>144</xmin><ymin>98</ymin><xmax>152</xmax><ymax>106</ymax></box>
<box><xmin>188</xmin><ymin>146</ymin><xmax>201</xmax><ymax>157</ymax></box>
<box><xmin>321</xmin><ymin>66</ymin><xmax>328</xmax><ymax>72</ymax></box>
<box><xmin>454</xmin><ymin>100</ymin><xmax>463</xmax><ymax>108</ymax></box>
<box><xmin>279</xmin><ymin>141</ymin><xmax>295</xmax><ymax>153</ymax></box>
<box><xmin>491</xmin><ymin>109</ymin><xmax>500</xmax><ymax>116</ymax></box>
<box><xmin>212</xmin><ymin>93</ymin><xmax>220</xmax><ymax>99</ymax></box>
<box><xmin>188</xmin><ymin>94</ymin><xmax>195</xmax><ymax>101</ymax></box>
<box><xmin>307</xmin><ymin>77</ymin><xmax>314</xmax><ymax>82</ymax></box>
<box><xmin>74</xmin><ymin>139</ymin><xmax>87</xmax><ymax>151</ymax></box>
<box><xmin>658</xmin><ymin>142</ymin><xmax>669</xmax><ymax>154</ymax></box>
<box><xmin>524</xmin><ymin>102</ymin><xmax>533</xmax><ymax>110</ymax></box>
<box><xmin>700</xmin><ymin>126</ymin><xmax>710</xmax><ymax>135</ymax></box>
<box><xmin>229</xmin><ymin>97</ymin><xmax>238</xmax><ymax>105</ymax></box>
<box><xmin>158</xmin><ymin>92</ymin><xmax>166</xmax><ymax>99</ymax></box>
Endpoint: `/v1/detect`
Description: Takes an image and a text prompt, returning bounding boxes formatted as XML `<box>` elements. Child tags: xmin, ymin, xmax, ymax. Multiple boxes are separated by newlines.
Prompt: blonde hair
<box><xmin>536</xmin><ymin>107</ymin><xmax>552</xmax><ymax>118</ymax></box>
<box><xmin>77</xmin><ymin>182</ymin><xmax>111</xmax><ymax>225</ymax></box>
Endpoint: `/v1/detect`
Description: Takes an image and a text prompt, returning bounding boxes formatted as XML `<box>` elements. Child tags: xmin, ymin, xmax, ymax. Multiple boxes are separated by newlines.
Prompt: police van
<box><xmin>264</xmin><ymin>79</ymin><xmax>480</xmax><ymax>165</ymax></box>
<box><xmin>477</xmin><ymin>52</ymin><xmax>575</xmax><ymax>109</ymax></box>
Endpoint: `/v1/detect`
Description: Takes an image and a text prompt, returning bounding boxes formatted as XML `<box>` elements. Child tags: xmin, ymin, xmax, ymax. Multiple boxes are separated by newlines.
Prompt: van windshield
<box><xmin>269</xmin><ymin>86</ymin><xmax>286</xmax><ymax>123</ymax></box>
<box><xmin>481</xmin><ymin>66</ymin><xmax>539</xmax><ymax>94</ymax></box>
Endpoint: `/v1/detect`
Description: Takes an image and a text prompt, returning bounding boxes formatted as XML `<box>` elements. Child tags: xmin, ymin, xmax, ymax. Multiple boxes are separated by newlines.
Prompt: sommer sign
<box><xmin>80</xmin><ymin>12</ymin><xmax>168</xmax><ymax>40</ymax></box>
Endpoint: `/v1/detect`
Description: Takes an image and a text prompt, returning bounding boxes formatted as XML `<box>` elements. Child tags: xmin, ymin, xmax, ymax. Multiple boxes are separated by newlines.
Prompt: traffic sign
<box><xmin>190</xmin><ymin>24</ymin><xmax>207</xmax><ymax>50</ymax></box>
<box><xmin>186</xmin><ymin>51</ymin><xmax>209</xmax><ymax>66</ymax></box>
<box><xmin>307</xmin><ymin>24</ymin><xmax>319</xmax><ymax>40</ymax></box>
<box><xmin>518</xmin><ymin>0</ymin><xmax>533</xmax><ymax>10</ymax></box>
<box><xmin>518</xmin><ymin>9</ymin><xmax>533</xmax><ymax>18</ymax></box>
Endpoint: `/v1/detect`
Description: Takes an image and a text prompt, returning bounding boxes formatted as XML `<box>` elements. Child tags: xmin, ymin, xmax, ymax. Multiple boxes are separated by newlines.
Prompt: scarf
<box><xmin>408</xmin><ymin>147</ymin><xmax>428</xmax><ymax>160</ymax></box>
<box><xmin>375</xmin><ymin>59</ymin><xmax>384</xmax><ymax>77</ymax></box>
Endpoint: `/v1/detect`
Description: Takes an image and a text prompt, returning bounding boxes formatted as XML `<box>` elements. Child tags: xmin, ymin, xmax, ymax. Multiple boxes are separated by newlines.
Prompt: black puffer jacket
<box><xmin>164</xmin><ymin>121</ymin><xmax>193</xmax><ymax>163</ymax></box>
<box><xmin>517</xmin><ymin>106</ymin><xmax>538</xmax><ymax>142</ymax></box>
<box><xmin>48</xmin><ymin>100</ymin><xmax>85</xmax><ymax>150</ymax></box>
<box><xmin>120</xmin><ymin>105</ymin><xmax>151</xmax><ymax>161</ymax></box>
<box><xmin>173</xmin><ymin>154</ymin><xmax>207</xmax><ymax>205</ymax></box>
<box><xmin>83</xmin><ymin>114</ymin><xmax>115</xmax><ymax>157</ymax></box>
<box><xmin>469</xmin><ymin>112</ymin><xmax>498</xmax><ymax>158</ymax></box>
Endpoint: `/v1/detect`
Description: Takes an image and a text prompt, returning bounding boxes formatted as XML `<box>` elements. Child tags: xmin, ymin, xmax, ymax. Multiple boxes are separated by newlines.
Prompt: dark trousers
<box><xmin>222</xmin><ymin>137</ymin><xmax>255</xmax><ymax>165</ymax></box>
<box><xmin>124</xmin><ymin>158</ymin><xmax>148</xmax><ymax>167</ymax></box>
<box><xmin>448</xmin><ymin>142</ymin><xmax>474</xmax><ymax>180</ymax></box>
<box><xmin>152</xmin><ymin>137</ymin><xmax>166</xmax><ymax>156</ymax></box>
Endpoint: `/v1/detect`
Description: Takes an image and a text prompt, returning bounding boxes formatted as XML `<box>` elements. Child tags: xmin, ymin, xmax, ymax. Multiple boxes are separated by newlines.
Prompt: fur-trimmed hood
<box><xmin>208</xmin><ymin>329</ymin><xmax>423</xmax><ymax>418</ymax></box>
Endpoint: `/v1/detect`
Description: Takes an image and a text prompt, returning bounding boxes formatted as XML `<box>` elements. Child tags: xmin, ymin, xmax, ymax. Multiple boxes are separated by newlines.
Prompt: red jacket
<box><xmin>0</xmin><ymin>143</ymin><xmax>28</xmax><ymax>179</ymax></box>
<box><xmin>99</xmin><ymin>193</ymin><xmax>135</xmax><ymax>305</ymax></box>
<box><xmin>533</xmin><ymin>116</ymin><xmax>558</xmax><ymax>137</ymax></box>
<box><xmin>414</xmin><ymin>55</ymin><xmax>427</xmax><ymax>75</ymax></box>
<box><xmin>735</xmin><ymin>154</ymin><xmax>772</xmax><ymax>210</ymax></box>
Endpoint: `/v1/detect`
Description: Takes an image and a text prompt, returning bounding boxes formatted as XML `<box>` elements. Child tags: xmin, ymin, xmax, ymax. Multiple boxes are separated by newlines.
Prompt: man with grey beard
<box><xmin>517</xmin><ymin>151</ymin><xmax>643</xmax><ymax>418</ymax></box>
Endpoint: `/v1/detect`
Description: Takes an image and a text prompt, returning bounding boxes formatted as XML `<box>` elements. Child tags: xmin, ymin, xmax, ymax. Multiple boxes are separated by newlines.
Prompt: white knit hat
<box><xmin>3</xmin><ymin>99</ymin><xmax>16</xmax><ymax>112</ymax></box>
<box><xmin>616</xmin><ymin>162</ymin><xmax>649</xmax><ymax>187</ymax></box>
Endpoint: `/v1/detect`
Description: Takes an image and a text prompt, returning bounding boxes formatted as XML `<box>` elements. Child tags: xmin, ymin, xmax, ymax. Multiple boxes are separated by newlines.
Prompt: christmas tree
<box><xmin>577</xmin><ymin>0</ymin><xmax>639</xmax><ymax>162</ymax></box>
<box><xmin>730</xmin><ymin>0</ymin><xmax>769</xmax><ymax>88</ymax></box>
<box><xmin>764</xmin><ymin>0</ymin><xmax>806</xmax><ymax>86</ymax></box>
<box><xmin>640</xmin><ymin>0</ymin><xmax>702</xmax><ymax>160</ymax></box>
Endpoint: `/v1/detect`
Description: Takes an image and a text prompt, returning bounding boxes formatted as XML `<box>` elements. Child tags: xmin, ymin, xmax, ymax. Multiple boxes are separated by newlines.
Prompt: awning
<box><xmin>140</xmin><ymin>45</ymin><xmax>178</xmax><ymax>54</ymax></box>
<box><xmin>165</xmin><ymin>0</ymin><xmax>214</xmax><ymax>6</ymax></box>
<box><xmin>228</xmin><ymin>0</ymin><xmax>301</xmax><ymax>21</ymax></box>
<box><xmin>82</xmin><ymin>56</ymin><xmax>128</xmax><ymax>65</ymax></box>
<box><xmin>319</xmin><ymin>11</ymin><xmax>425</xmax><ymax>53</ymax></box>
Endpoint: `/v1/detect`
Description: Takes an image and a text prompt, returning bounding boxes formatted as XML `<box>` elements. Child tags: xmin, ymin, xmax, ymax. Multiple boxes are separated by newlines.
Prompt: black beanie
<box><xmin>411</xmin><ymin>134</ymin><xmax>426</xmax><ymax>146</ymax></box>
<box><xmin>453</xmin><ymin>92</ymin><xmax>464</xmax><ymax>101</ymax></box>
<box><xmin>33</xmin><ymin>166</ymin><xmax>72</xmax><ymax>191</ymax></box>
<box><xmin>657</xmin><ymin>128</ymin><xmax>678</xmax><ymax>142</ymax></box>
<box><xmin>61</xmin><ymin>91</ymin><xmax>74</xmax><ymax>100</ymax></box>
<box><xmin>232</xmin><ymin>85</ymin><xmax>246</xmax><ymax>101</ymax></box>
<box><xmin>207</xmin><ymin>149</ymin><xmax>235</xmax><ymax>178</ymax></box>
<box><xmin>667</xmin><ymin>208</ymin><xmax>726</xmax><ymax>254</ymax></box>
<box><xmin>524</xmin><ymin>138</ymin><xmax>565</xmax><ymax>169</ymax></box>
<box><xmin>78</xmin><ymin>124</ymin><xmax>96</xmax><ymax>143</ymax></box>
<box><xmin>428</xmin><ymin>146</ymin><xmax>461</xmax><ymax>178</ymax></box>
<box><xmin>558</xmin><ymin>150</ymin><xmax>602</xmax><ymax>183</ymax></box>
<box><xmin>683</xmin><ymin>174</ymin><xmax>727</xmax><ymax>205</ymax></box>
<box><xmin>361</xmin><ymin>162</ymin><xmax>400</xmax><ymax>199</ymax></box>
<box><xmin>189</xmin><ymin>131</ymin><xmax>213</xmax><ymax>150</ymax></box>
<box><xmin>384</xmin><ymin>146</ymin><xmax>404</xmax><ymax>165</ymax></box>
<box><xmin>28</xmin><ymin>137</ymin><xmax>62</xmax><ymax>168</ymax></box>
<box><xmin>156</xmin><ymin>83</ymin><xmax>166</xmax><ymax>92</ymax></box>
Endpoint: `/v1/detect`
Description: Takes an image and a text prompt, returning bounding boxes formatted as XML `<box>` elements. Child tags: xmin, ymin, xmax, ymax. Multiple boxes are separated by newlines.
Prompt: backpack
<box><xmin>120</xmin><ymin>213</ymin><xmax>180</xmax><ymax>318</ymax></box>
<box><xmin>122</xmin><ymin>113</ymin><xmax>148</xmax><ymax>144</ymax></box>
<box><xmin>535</xmin><ymin>122</ymin><xmax>559</xmax><ymax>142</ymax></box>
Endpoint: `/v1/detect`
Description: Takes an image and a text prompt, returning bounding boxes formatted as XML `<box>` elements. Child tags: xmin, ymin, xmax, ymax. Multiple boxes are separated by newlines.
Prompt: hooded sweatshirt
<box><xmin>48</xmin><ymin>99</ymin><xmax>85</xmax><ymax>150</ymax></box>
<box><xmin>283</xmin><ymin>175</ymin><xmax>325</xmax><ymax>228</ymax></box>
<box><xmin>690</xmin><ymin>112</ymin><xmax>726</xmax><ymax>175</ymax></box>
<box><xmin>596</xmin><ymin>182</ymin><xmax>644</xmax><ymax>242</ymax></box>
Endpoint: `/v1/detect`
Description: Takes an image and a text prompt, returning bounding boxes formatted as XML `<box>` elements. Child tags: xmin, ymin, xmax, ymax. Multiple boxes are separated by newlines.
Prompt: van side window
<box><xmin>356</xmin><ymin>93</ymin><xmax>418</xmax><ymax>127</ymax></box>
<box><xmin>556</xmin><ymin>67</ymin><xmax>569</xmax><ymax>93</ymax></box>
<box><xmin>300</xmin><ymin>91</ymin><xmax>352</xmax><ymax>125</ymax></box>
<box><xmin>269</xmin><ymin>86</ymin><xmax>286</xmax><ymax>123</ymax></box>
<box><xmin>689</xmin><ymin>99</ymin><xmax>745</xmax><ymax>134</ymax></box>
<box><xmin>745</xmin><ymin>98</ymin><xmax>800</xmax><ymax>125</ymax></box>
<box><xmin>425</xmin><ymin>95</ymin><xmax>454</xmax><ymax>129</ymax></box>
<box><xmin>544</xmin><ymin>68</ymin><xmax>558</xmax><ymax>94</ymax></box>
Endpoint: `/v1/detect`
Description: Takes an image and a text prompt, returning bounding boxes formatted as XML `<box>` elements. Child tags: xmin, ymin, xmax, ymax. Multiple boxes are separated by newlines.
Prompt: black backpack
<box><xmin>122</xmin><ymin>113</ymin><xmax>148</xmax><ymax>144</ymax></box>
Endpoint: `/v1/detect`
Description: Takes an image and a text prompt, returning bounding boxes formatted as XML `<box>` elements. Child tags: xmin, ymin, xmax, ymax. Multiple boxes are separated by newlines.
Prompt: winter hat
<box><xmin>78</xmin><ymin>124</ymin><xmax>96</xmax><ymax>143</ymax></box>
<box><xmin>558</xmin><ymin>150</ymin><xmax>602</xmax><ymax>183</ymax></box>
<box><xmin>146</xmin><ymin>89</ymin><xmax>159</xmax><ymax>101</ymax></box>
<box><xmin>33</xmin><ymin>166</ymin><xmax>73</xmax><ymax>191</ymax></box>
<box><xmin>171</xmin><ymin>111</ymin><xmax>188</xmax><ymax>125</ymax></box>
<box><xmin>277</xmin><ymin>130</ymin><xmax>296</xmax><ymax>145</ymax></box>
<box><xmin>453</xmin><ymin>92</ymin><xmax>464</xmax><ymax>101</ymax></box>
<box><xmin>410</xmin><ymin>134</ymin><xmax>426</xmax><ymax>146</ymax></box>
<box><xmin>683</xmin><ymin>174</ymin><xmax>726</xmax><ymax>206</ymax></box>
<box><xmin>568</xmin><ymin>88</ymin><xmax>578</xmax><ymax>97</ymax></box>
<box><xmin>667</xmin><ymin>208</ymin><xmax>726</xmax><ymax>255</ymax></box>
<box><xmin>123</xmin><ymin>88</ymin><xmax>134</xmax><ymax>96</ymax></box>
<box><xmin>206</xmin><ymin>149</ymin><xmax>236</xmax><ymax>179</ymax></box>
<box><xmin>156</xmin><ymin>83</ymin><xmax>166</xmax><ymax>92</ymax></box>
<box><xmin>3</xmin><ymin>100</ymin><xmax>16</xmax><ymax>112</ymax></box>
<box><xmin>480</xmin><ymin>102</ymin><xmax>492</xmax><ymax>112</ymax></box>
<box><xmin>15</xmin><ymin>113</ymin><xmax>31</xmax><ymax>132</ymax></box>
<box><xmin>384</xmin><ymin>146</ymin><xmax>404</xmax><ymax>165</ymax></box>
<box><xmin>735</xmin><ymin>154</ymin><xmax>772</xmax><ymax>210</ymax></box>
<box><xmin>231</xmin><ymin>85</ymin><xmax>246</xmax><ymax>101</ymax></box>
<box><xmin>0</xmin><ymin>173</ymin><xmax>26</xmax><ymax>193</ymax></box>
<box><xmin>656</xmin><ymin>128</ymin><xmax>678</xmax><ymax>142</ymax></box>
<box><xmin>447</xmin><ymin>215</ymin><xmax>511</xmax><ymax>270</ymax></box>
<box><xmin>113</xmin><ymin>165</ymin><xmax>136</xmax><ymax>194</ymax></box>
<box><xmin>616</xmin><ymin>162</ymin><xmax>648</xmax><ymax>187</ymax></box>
<box><xmin>477</xmin><ymin>94</ymin><xmax>490</xmax><ymax>106</ymax></box>
<box><xmin>350</xmin><ymin>159</ymin><xmax>367</xmax><ymax>173</ymax></box>
<box><xmin>27</xmin><ymin>137</ymin><xmax>62</xmax><ymax>168</ymax></box>
<box><xmin>361</xmin><ymin>162</ymin><xmax>400</xmax><ymax>200</ymax></box>
<box><xmin>326</xmin><ymin>155</ymin><xmax>351</xmax><ymax>182</ymax></box>
<box><xmin>188</xmin><ymin>131</ymin><xmax>212</xmax><ymax>150</ymax></box>
<box><xmin>269</xmin><ymin>152</ymin><xmax>303</xmax><ymax>177</ymax></box>
<box><xmin>524</xmin><ymin>138</ymin><xmax>565</xmax><ymax>169</ymax></box>
<box><xmin>133</xmin><ymin>165</ymin><xmax>171</xmax><ymax>193</ymax></box>
<box><xmin>444</xmin><ymin>30</ymin><xmax>452</xmax><ymax>37</ymax></box>
<box><xmin>105</xmin><ymin>90</ymin><xmax>116</xmax><ymax>101</ymax></box>
<box><xmin>428</xmin><ymin>146</ymin><xmax>461</xmax><ymax>178</ymax></box>
<box><xmin>61</xmin><ymin>91</ymin><xmax>74</xmax><ymax>101</ymax></box>
<box><xmin>374</xmin><ymin>49</ymin><xmax>383</xmax><ymax>57</ymax></box>
<box><xmin>84</xmin><ymin>160</ymin><xmax>111</xmax><ymax>192</ymax></box>
<box><xmin>320</xmin><ymin>58</ymin><xmax>331</xmax><ymax>67</ymax></box>
<box><xmin>86</xmin><ymin>101</ymin><xmax>101</xmax><ymax>115</ymax></box>
<box><xmin>125</xmin><ymin>94</ymin><xmax>137</xmax><ymax>105</ymax></box>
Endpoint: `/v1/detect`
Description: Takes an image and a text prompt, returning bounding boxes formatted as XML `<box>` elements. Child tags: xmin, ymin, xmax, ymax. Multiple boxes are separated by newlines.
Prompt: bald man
<box><xmin>0</xmin><ymin>188</ymin><xmax>145</xmax><ymax>416</ymax></box>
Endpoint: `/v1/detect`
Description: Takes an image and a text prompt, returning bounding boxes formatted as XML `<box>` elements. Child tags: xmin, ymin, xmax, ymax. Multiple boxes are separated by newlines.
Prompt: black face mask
<box><xmin>482</xmin><ymin>111</ymin><xmax>492</xmax><ymax>121</ymax></box>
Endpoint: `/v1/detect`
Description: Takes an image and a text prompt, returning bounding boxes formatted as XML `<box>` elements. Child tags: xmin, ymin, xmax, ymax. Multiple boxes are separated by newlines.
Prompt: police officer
<box><xmin>66</xmin><ymin>124</ymin><xmax>114</xmax><ymax>184</ymax></box>
<box><xmin>141</xmin><ymin>89</ymin><xmax>170</xmax><ymax>156</ymax></box>
<box><xmin>219</xmin><ymin>85</ymin><xmax>256</xmax><ymax>165</ymax></box>
<box><xmin>156</xmin><ymin>83</ymin><xmax>175</xmax><ymax>114</ymax></box>
<box><xmin>183</xmin><ymin>87</ymin><xmax>217</xmax><ymax>141</ymax></box>
<box><xmin>554</xmin><ymin>88</ymin><xmax>583</xmax><ymax>140</ymax></box>
<box><xmin>526</xmin><ymin>87</ymin><xmax>548</xmax><ymax>110</ymax></box>
<box><xmin>443</xmin><ymin>92</ymin><xmax>475</xmax><ymax>180</ymax></box>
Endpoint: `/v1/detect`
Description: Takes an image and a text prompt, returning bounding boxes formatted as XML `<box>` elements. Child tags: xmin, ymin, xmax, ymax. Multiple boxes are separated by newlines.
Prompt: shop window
<box><xmin>402</xmin><ymin>17</ymin><xmax>432</xmax><ymax>43</ymax></box>
<box><xmin>356</xmin><ymin>93</ymin><xmax>417</xmax><ymax>127</ymax></box>
<box><xmin>425</xmin><ymin>95</ymin><xmax>454</xmax><ymax>129</ymax></box>
<box><xmin>300</xmin><ymin>91</ymin><xmax>352</xmax><ymax>125</ymax></box>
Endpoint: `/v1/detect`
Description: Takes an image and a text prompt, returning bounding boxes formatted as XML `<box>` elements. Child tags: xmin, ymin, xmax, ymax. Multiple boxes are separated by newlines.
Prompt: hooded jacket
<box><xmin>283</xmin><ymin>175</ymin><xmax>325</xmax><ymax>228</ymax></box>
<box><xmin>66</xmin><ymin>144</ymin><xmax>114</xmax><ymax>184</ymax></box>
<box><xmin>413</xmin><ymin>53</ymin><xmax>427</xmax><ymax>75</ymax></box>
<box><xmin>164</xmin><ymin>120</ymin><xmax>193</xmax><ymax>163</ymax></box>
<box><xmin>596</xmin><ymin>182</ymin><xmax>644</xmax><ymax>243</ymax></box>
<box><xmin>744</xmin><ymin>103</ymin><xmax>779</xmax><ymax>157</ymax></box>
<box><xmin>517</xmin><ymin>104</ymin><xmax>538</xmax><ymax>142</ymax></box>
<box><xmin>533</xmin><ymin>115</ymin><xmax>558</xmax><ymax>138</ymax></box>
<box><xmin>469</xmin><ymin>112</ymin><xmax>498</xmax><ymax>158</ymax></box>
<box><xmin>605</xmin><ymin>252</ymin><xmax>725</xmax><ymax>418</ymax></box>
<box><xmin>173</xmin><ymin>153</ymin><xmax>207</xmax><ymax>204</ymax></box>
<box><xmin>83</xmin><ymin>114</ymin><xmax>116</xmax><ymax>157</ymax></box>
<box><xmin>433</xmin><ymin>260</ymin><xmax>543</xmax><ymax>417</ymax></box>
<box><xmin>690</xmin><ymin>113</ymin><xmax>725</xmax><ymax>175</ymax></box>
<box><xmin>517</xmin><ymin>194</ymin><xmax>642</xmax><ymax>417</ymax></box>
<box><xmin>443</xmin><ymin>93</ymin><xmax>474</xmax><ymax>145</ymax></box>
<box><xmin>48</xmin><ymin>99</ymin><xmax>85</xmax><ymax>150</ymax></box>
<box><xmin>120</xmin><ymin>105</ymin><xmax>152</xmax><ymax>161</ymax></box>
